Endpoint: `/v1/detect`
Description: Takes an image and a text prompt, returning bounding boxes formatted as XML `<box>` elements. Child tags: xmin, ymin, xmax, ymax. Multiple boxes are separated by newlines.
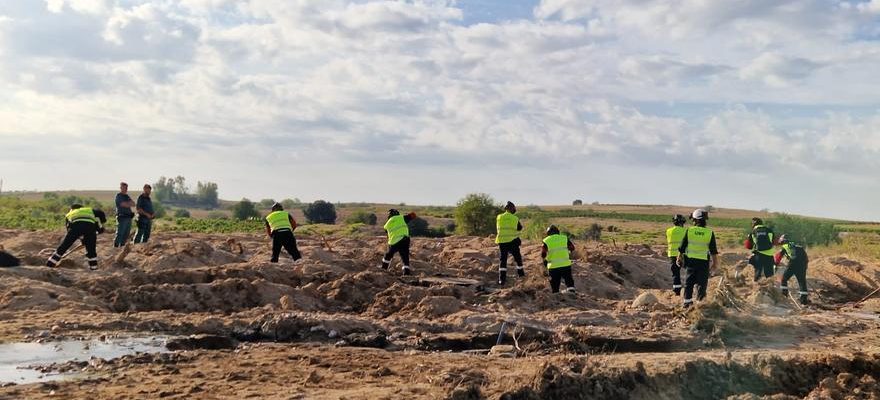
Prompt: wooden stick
<box><xmin>856</xmin><ymin>286</ymin><xmax>880</xmax><ymax>304</ymax></box>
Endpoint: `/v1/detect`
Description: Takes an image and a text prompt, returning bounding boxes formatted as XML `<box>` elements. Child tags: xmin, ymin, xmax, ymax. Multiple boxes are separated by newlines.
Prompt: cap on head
<box><xmin>71</xmin><ymin>203</ymin><xmax>83</xmax><ymax>209</ymax></box>
<box><xmin>673</xmin><ymin>214</ymin><xmax>686</xmax><ymax>225</ymax></box>
<box><xmin>271</xmin><ymin>202</ymin><xmax>283</xmax><ymax>211</ymax></box>
<box><xmin>752</xmin><ymin>217</ymin><xmax>763</xmax><ymax>226</ymax></box>
<box><xmin>388</xmin><ymin>209</ymin><xmax>400</xmax><ymax>217</ymax></box>
<box><xmin>546</xmin><ymin>225</ymin><xmax>560</xmax><ymax>235</ymax></box>
<box><xmin>691</xmin><ymin>209</ymin><xmax>708</xmax><ymax>221</ymax></box>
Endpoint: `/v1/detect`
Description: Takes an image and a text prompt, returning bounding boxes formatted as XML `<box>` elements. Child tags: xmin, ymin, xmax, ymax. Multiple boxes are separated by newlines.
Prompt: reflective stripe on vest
<box><xmin>384</xmin><ymin>215</ymin><xmax>409</xmax><ymax>245</ymax></box>
<box><xmin>543</xmin><ymin>234</ymin><xmax>572</xmax><ymax>269</ymax></box>
<box><xmin>266</xmin><ymin>211</ymin><xmax>293</xmax><ymax>232</ymax></box>
<box><xmin>685</xmin><ymin>227</ymin><xmax>713</xmax><ymax>261</ymax></box>
<box><xmin>495</xmin><ymin>212</ymin><xmax>520</xmax><ymax>244</ymax></box>
<box><xmin>666</xmin><ymin>226</ymin><xmax>686</xmax><ymax>257</ymax></box>
<box><xmin>66</xmin><ymin>207</ymin><xmax>97</xmax><ymax>224</ymax></box>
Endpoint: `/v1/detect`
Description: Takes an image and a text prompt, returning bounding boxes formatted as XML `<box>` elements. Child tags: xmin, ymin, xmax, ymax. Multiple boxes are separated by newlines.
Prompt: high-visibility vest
<box><xmin>384</xmin><ymin>215</ymin><xmax>409</xmax><ymax>245</ymax></box>
<box><xmin>543</xmin><ymin>234</ymin><xmax>572</xmax><ymax>269</ymax></box>
<box><xmin>266</xmin><ymin>211</ymin><xmax>293</xmax><ymax>232</ymax></box>
<box><xmin>684</xmin><ymin>227</ymin><xmax>713</xmax><ymax>261</ymax></box>
<box><xmin>666</xmin><ymin>226</ymin><xmax>686</xmax><ymax>257</ymax></box>
<box><xmin>751</xmin><ymin>225</ymin><xmax>775</xmax><ymax>256</ymax></box>
<box><xmin>66</xmin><ymin>207</ymin><xmax>96</xmax><ymax>224</ymax></box>
<box><xmin>495</xmin><ymin>212</ymin><xmax>520</xmax><ymax>244</ymax></box>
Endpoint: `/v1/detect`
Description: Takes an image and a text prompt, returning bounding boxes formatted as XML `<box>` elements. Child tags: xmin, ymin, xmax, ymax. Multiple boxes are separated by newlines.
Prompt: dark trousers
<box><xmin>134</xmin><ymin>217</ymin><xmax>152</xmax><ymax>244</ymax></box>
<box><xmin>683</xmin><ymin>258</ymin><xmax>710</xmax><ymax>304</ymax></box>
<box><xmin>271</xmin><ymin>229</ymin><xmax>301</xmax><ymax>262</ymax></box>
<box><xmin>383</xmin><ymin>236</ymin><xmax>411</xmax><ymax>268</ymax></box>
<box><xmin>549</xmin><ymin>266</ymin><xmax>575</xmax><ymax>293</ymax></box>
<box><xmin>114</xmin><ymin>216</ymin><xmax>132</xmax><ymax>247</ymax></box>
<box><xmin>669</xmin><ymin>257</ymin><xmax>682</xmax><ymax>293</ymax></box>
<box><xmin>781</xmin><ymin>261</ymin><xmax>808</xmax><ymax>296</ymax></box>
<box><xmin>498</xmin><ymin>238</ymin><xmax>523</xmax><ymax>271</ymax></box>
<box><xmin>48</xmin><ymin>222</ymin><xmax>98</xmax><ymax>268</ymax></box>
<box><xmin>752</xmin><ymin>253</ymin><xmax>774</xmax><ymax>281</ymax></box>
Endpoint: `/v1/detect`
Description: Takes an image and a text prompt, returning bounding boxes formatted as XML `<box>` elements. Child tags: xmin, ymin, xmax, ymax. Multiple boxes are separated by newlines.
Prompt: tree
<box><xmin>454</xmin><ymin>193</ymin><xmax>500</xmax><ymax>236</ymax></box>
<box><xmin>195</xmin><ymin>181</ymin><xmax>219</xmax><ymax>208</ymax></box>
<box><xmin>572</xmin><ymin>199</ymin><xmax>583</xmax><ymax>206</ymax></box>
<box><xmin>408</xmin><ymin>217</ymin><xmax>446</xmax><ymax>237</ymax></box>
<box><xmin>281</xmin><ymin>198</ymin><xmax>301</xmax><ymax>209</ymax></box>
<box><xmin>346</xmin><ymin>211</ymin><xmax>377</xmax><ymax>225</ymax></box>
<box><xmin>303</xmin><ymin>200</ymin><xmax>337</xmax><ymax>224</ymax></box>
<box><xmin>173</xmin><ymin>208</ymin><xmax>191</xmax><ymax>218</ymax></box>
<box><xmin>153</xmin><ymin>177</ymin><xmax>174</xmax><ymax>202</ymax></box>
<box><xmin>232</xmin><ymin>198</ymin><xmax>260</xmax><ymax>220</ymax></box>
<box><xmin>259</xmin><ymin>199</ymin><xmax>277</xmax><ymax>209</ymax></box>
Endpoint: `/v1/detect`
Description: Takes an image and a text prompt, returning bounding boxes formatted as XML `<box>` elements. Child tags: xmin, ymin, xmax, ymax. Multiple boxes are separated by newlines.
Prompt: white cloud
<box><xmin>1</xmin><ymin>0</ymin><xmax>880</xmax><ymax>219</ymax></box>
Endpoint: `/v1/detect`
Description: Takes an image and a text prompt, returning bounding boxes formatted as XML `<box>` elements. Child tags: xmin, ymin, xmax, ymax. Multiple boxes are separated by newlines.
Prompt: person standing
<box><xmin>495</xmin><ymin>201</ymin><xmax>525</xmax><ymax>285</ymax></box>
<box><xmin>745</xmin><ymin>217</ymin><xmax>775</xmax><ymax>281</ymax></box>
<box><xmin>677</xmin><ymin>209</ymin><xmax>718</xmax><ymax>308</ymax></box>
<box><xmin>134</xmin><ymin>184</ymin><xmax>155</xmax><ymax>244</ymax></box>
<box><xmin>46</xmin><ymin>204</ymin><xmax>107</xmax><ymax>270</ymax></box>
<box><xmin>541</xmin><ymin>225</ymin><xmax>577</xmax><ymax>294</ymax></box>
<box><xmin>265</xmin><ymin>202</ymin><xmax>302</xmax><ymax>263</ymax></box>
<box><xmin>114</xmin><ymin>182</ymin><xmax>135</xmax><ymax>247</ymax></box>
<box><xmin>666</xmin><ymin>214</ymin><xmax>687</xmax><ymax>296</ymax></box>
<box><xmin>382</xmin><ymin>209</ymin><xmax>417</xmax><ymax>275</ymax></box>
<box><xmin>775</xmin><ymin>234</ymin><xmax>810</xmax><ymax>304</ymax></box>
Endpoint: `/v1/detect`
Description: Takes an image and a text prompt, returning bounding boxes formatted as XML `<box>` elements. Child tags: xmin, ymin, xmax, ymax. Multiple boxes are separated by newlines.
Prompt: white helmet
<box><xmin>691</xmin><ymin>209</ymin><xmax>708</xmax><ymax>220</ymax></box>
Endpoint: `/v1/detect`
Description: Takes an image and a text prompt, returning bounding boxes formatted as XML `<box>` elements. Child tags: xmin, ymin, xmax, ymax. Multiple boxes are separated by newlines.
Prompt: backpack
<box><xmin>752</xmin><ymin>226</ymin><xmax>773</xmax><ymax>252</ymax></box>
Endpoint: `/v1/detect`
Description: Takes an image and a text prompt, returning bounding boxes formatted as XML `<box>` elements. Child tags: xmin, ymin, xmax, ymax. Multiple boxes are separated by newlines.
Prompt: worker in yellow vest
<box><xmin>495</xmin><ymin>201</ymin><xmax>524</xmax><ymax>285</ymax></box>
<box><xmin>382</xmin><ymin>209</ymin><xmax>417</xmax><ymax>275</ymax></box>
<box><xmin>745</xmin><ymin>217</ymin><xmax>776</xmax><ymax>281</ymax></box>
<box><xmin>541</xmin><ymin>225</ymin><xmax>577</xmax><ymax>293</ymax></box>
<box><xmin>676</xmin><ymin>209</ymin><xmax>719</xmax><ymax>308</ymax></box>
<box><xmin>264</xmin><ymin>202</ymin><xmax>302</xmax><ymax>263</ymax></box>
<box><xmin>47</xmin><ymin>204</ymin><xmax>107</xmax><ymax>270</ymax></box>
<box><xmin>666</xmin><ymin>214</ymin><xmax>687</xmax><ymax>296</ymax></box>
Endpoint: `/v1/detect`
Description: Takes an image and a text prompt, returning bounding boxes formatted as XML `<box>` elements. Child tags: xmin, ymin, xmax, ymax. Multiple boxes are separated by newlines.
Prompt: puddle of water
<box><xmin>0</xmin><ymin>337</ymin><xmax>170</xmax><ymax>384</ymax></box>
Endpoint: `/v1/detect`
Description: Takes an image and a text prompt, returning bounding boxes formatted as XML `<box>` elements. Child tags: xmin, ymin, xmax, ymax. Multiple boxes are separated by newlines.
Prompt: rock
<box><xmin>166</xmin><ymin>334</ymin><xmax>238</xmax><ymax>351</ymax></box>
<box><xmin>328</xmin><ymin>330</ymin><xmax>339</xmax><ymax>339</ymax></box>
<box><xmin>51</xmin><ymin>325</ymin><xmax>61</xmax><ymax>333</ymax></box>
<box><xmin>417</xmin><ymin>296</ymin><xmax>462</xmax><ymax>317</ymax></box>
<box><xmin>489</xmin><ymin>345</ymin><xmax>516</xmax><ymax>358</ymax></box>
<box><xmin>279</xmin><ymin>295</ymin><xmax>293</xmax><ymax>310</ymax></box>
<box><xmin>631</xmin><ymin>292</ymin><xmax>659</xmax><ymax>308</ymax></box>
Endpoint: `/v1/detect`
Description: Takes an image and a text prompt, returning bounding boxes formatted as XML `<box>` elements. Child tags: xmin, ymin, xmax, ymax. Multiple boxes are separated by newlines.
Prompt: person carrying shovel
<box><xmin>46</xmin><ymin>204</ymin><xmax>107</xmax><ymax>270</ymax></box>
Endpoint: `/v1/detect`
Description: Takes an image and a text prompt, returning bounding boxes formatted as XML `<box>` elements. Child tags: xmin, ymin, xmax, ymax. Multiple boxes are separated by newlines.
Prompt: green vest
<box><xmin>684</xmin><ymin>226</ymin><xmax>713</xmax><ymax>261</ymax></box>
<box><xmin>66</xmin><ymin>207</ymin><xmax>96</xmax><ymax>224</ymax></box>
<box><xmin>266</xmin><ymin>211</ymin><xmax>293</xmax><ymax>232</ymax></box>
<box><xmin>384</xmin><ymin>215</ymin><xmax>409</xmax><ymax>245</ymax></box>
<box><xmin>666</xmin><ymin>226</ymin><xmax>686</xmax><ymax>257</ymax></box>
<box><xmin>543</xmin><ymin>234</ymin><xmax>572</xmax><ymax>269</ymax></box>
<box><xmin>495</xmin><ymin>212</ymin><xmax>520</xmax><ymax>244</ymax></box>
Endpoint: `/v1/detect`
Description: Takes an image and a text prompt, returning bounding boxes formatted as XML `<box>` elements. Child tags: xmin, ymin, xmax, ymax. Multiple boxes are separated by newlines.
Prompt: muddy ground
<box><xmin>0</xmin><ymin>228</ymin><xmax>878</xmax><ymax>399</ymax></box>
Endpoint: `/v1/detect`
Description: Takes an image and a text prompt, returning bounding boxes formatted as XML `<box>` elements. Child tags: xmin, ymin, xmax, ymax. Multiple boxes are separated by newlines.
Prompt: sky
<box><xmin>1</xmin><ymin>0</ymin><xmax>880</xmax><ymax>221</ymax></box>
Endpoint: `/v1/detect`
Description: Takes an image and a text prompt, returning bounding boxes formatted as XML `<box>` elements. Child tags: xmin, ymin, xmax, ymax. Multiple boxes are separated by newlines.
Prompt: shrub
<box><xmin>173</xmin><ymin>209</ymin><xmax>191</xmax><ymax>218</ymax></box>
<box><xmin>232</xmin><ymin>198</ymin><xmax>260</xmax><ymax>220</ymax></box>
<box><xmin>408</xmin><ymin>217</ymin><xmax>447</xmax><ymax>238</ymax></box>
<box><xmin>454</xmin><ymin>193</ymin><xmax>500</xmax><ymax>236</ymax></box>
<box><xmin>584</xmin><ymin>223</ymin><xmax>603</xmax><ymax>241</ymax></box>
<box><xmin>521</xmin><ymin>214</ymin><xmax>550</xmax><ymax>241</ymax></box>
<box><xmin>572</xmin><ymin>199</ymin><xmax>583</xmax><ymax>206</ymax></box>
<box><xmin>763</xmin><ymin>214</ymin><xmax>841</xmax><ymax>247</ymax></box>
<box><xmin>281</xmin><ymin>198</ymin><xmax>301</xmax><ymax>210</ymax></box>
<box><xmin>259</xmin><ymin>199</ymin><xmax>276</xmax><ymax>209</ymax></box>
<box><xmin>304</xmin><ymin>200</ymin><xmax>337</xmax><ymax>224</ymax></box>
<box><xmin>346</xmin><ymin>211</ymin><xmax>377</xmax><ymax>225</ymax></box>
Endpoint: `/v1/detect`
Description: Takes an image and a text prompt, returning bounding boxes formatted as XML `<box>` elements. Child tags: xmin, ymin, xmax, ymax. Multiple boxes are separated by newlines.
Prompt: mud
<box><xmin>0</xmin><ymin>229</ymin><xmax>877</xmax><ymax>398</ymax></box>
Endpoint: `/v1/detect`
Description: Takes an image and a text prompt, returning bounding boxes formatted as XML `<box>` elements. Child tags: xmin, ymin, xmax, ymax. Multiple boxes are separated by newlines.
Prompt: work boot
<box><xmin>799</xmin><ymin>295</ymin><xmax>809</xmax><ymax>305</ymax></box>
<box><xmin>402</xmin><ymin>266</ymin><xmax>411</xmax><ymax>276</ymax></box>
<box><xmin>673</xmin><ymin>287</ymin><xmax>681</xmax><ymax>296</ymax></box>
<box><xmin>516</xmin><ymin>267</ymin><xmax>525</xmax><ymax>278</ymax></box>
<box><xmin>497</xmin><ymin>271</ymin><xmax>507</xmax><ymax>285</ymax></box>
<box><xmin>380</xmin><ymin>259</ymin><xmax>390</xmax><ymax>270</ymax></box>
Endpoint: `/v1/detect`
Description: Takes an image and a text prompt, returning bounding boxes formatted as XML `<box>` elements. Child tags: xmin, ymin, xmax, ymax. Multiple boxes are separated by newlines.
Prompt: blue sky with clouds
<box><xmin>1</xmin><ymin>0</ymin><xmax>880</xmax><ymax>220</ymax></box>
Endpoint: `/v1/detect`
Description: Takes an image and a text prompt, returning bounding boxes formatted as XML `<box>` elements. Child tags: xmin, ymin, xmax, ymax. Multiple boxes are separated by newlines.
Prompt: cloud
<box><xmin>1</xmin><ymin>1</ymin><xmax>880</xmax><ymax>219</ymax></box>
